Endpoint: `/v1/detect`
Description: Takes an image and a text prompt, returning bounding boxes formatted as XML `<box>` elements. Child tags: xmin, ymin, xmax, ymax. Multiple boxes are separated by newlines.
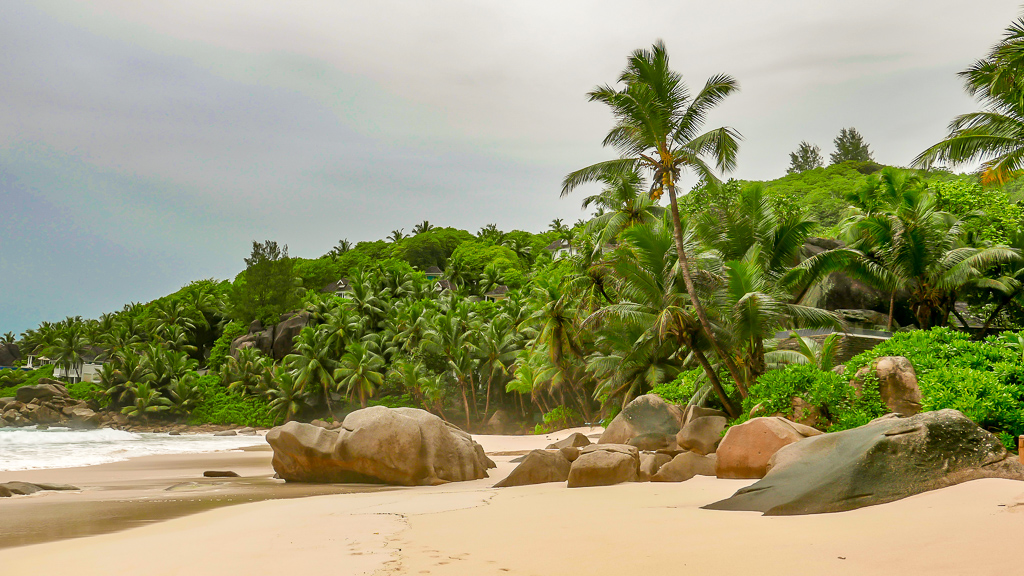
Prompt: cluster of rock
<box><xmin>707</xmin><ymin>410</ymin><xmax>1024</xmax><ymax>515</ymax></box>
<box><xmin>0</xmin><ymin>381</ymin><xmax>101</xmax><ymax>428</ymax></box>
<box><xmin>497</xmin><ymin>395</ymin><xmax>743</xmax><ymax>488</ymax></box>
<box><xmin>230</xmin><ymin>312</ymin><xmax>310</xmax><ymax>361</ymax></box>
<box><xmin>267</xmin><ymin>406</ymin><xmax>495</xmax><ymax>485</ymax></box>
<box><xmin>0</xmin><ymin>481</ymin><xmax>79</xmax><ymax>497</ymax></box>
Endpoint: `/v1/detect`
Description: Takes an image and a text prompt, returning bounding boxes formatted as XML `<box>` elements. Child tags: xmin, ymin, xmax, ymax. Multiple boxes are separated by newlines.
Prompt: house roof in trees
<box><xmin>322</xmin><ymin>278</ymin><xmax>352</xmax><ymax>294</ymax></box>
<box><xmin>484</xmin><ymin>285</ymin><xmax>509</xmax><ymax>297</ymax></box>
<box><xmin>425</xmin><ymin>266</ymin><xmax>443</xmax><ymax>274</ymax></box>
<box><xmin>435</xmin><ymin>279</ymin><xmax>455</xmax><ymax>292</ymax></box>
<box><xmin>545</xmin><ymin>239</ymin><xmax>570</xmax><ymax>251</ymax></box>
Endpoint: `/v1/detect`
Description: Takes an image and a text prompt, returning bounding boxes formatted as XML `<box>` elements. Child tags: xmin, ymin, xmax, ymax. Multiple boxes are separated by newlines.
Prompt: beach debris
<box><xmin>705</xmin><ymin>409</ymin><xmax>1024</xmax><ymax>515</ymax></box>
<box><xmin>567</xmin><ymin>444</ymin><xmax>639</xmax><ymax>488</ymax></box>
<box><xmin>676</xmin><ymin>416</ymin><xmax>728</xmax><ymax>456</ymax></box>
<box><xmin>267</xmin><ymin>406</ymin><xmax>495</xmax><ymax>486</ymax></box>
<box><xmin>204</xmin><ymin>470</ymin><xmax>241</xmax><ymax>478</ymax></box>
<box><xmin>545</xmin><ymin>432</ymin><xmax>591</xmax><ymax>450</ymax></box>
<box><xmin>494</xmin><ymin>449</ymin><xmax>571</xmax><ymax>488</ymax></box>
<box><xmin>0</xmin><ymin>481</ymin><xmax>80</xmax><ymax>497</ymax></box>
<box><xmin>652</xmin><ymin>452</ymin><xmax>717</xmax><ymax>482</ymax></box>
<box><xmin>852</xmin><ymin>356</ymin><xmax>922</xmax><ymax>416</ymax></box>
<box><xmin>598</xmin><ymin>394</ymin><xmax>684</xmax><ymax>445</ymax></box>
<box><xmin>715</xmin><ymin>417</ymin><xmax>821</xmax><ymax>479</ymax></box>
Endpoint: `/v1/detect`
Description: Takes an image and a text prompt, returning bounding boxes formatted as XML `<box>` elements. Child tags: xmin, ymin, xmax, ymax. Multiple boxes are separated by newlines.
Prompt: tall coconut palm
<box><xmin>412</xmin><ymin>220</ymin><xmax>435</xmax><ymax>235</ymax></box>
<box><xmin>562</xmin><ymin>40</ymin><xmax>747</xmax><ymax>394</ymax></box>
<box><xmin>914</xmin><ymin>17</ymin><xmax>1024</xmax><ymax>182</ymax></box>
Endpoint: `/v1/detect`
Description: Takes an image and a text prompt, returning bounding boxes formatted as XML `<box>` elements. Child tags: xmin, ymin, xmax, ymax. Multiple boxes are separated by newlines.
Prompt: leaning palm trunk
<box><xmin>666</xmin><ymin>185</ymin><xmax>749</xmax><ymax>398</ymax></box>
<box><xmin>688</xmin><ymin>342</ymin><xmax>738</xmax><ymax>418</ymax></box>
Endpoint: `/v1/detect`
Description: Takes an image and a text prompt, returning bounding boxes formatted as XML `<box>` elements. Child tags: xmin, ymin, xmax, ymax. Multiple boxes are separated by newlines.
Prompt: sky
<box><xmin>1</xmin><ymin>0</ymin><xmax>1019</xmax><ymax>335</ymax></box>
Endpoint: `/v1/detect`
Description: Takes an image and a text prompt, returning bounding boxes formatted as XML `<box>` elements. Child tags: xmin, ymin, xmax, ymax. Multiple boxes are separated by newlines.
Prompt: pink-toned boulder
<box><xmin>715</xmin><ymin>417</ymin><xmax>822</xmax><ymax>479</ymax></box>
<box><xmin>854</xmin><ymin>356</ymin><xmax>922</xmax><ymax>416</ymax></box>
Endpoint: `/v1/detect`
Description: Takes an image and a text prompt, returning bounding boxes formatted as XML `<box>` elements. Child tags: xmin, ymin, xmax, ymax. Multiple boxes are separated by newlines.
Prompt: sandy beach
<box><xmin>1</xmin><ymin>426</ymin><xmax>1023</xmax><ymax>576</ymax></box>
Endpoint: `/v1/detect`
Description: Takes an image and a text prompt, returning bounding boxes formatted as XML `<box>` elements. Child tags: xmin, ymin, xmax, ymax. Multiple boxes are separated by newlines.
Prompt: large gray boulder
<box><xmin>567</xmin><ymin>444</ymin><xmax>639</xmax><ymax>488</ymax></box>
<box><xmin>494</xmin><ymin>450</ymin><xmax>571</xmax><ymax>488</ymax></box>
<box><xmin>599</xmin><ymin>394</ymin><xmax>683</xmax><ymax>445</ymax></box>
<box><xmin>272</xmin><ymin>312</ymin><xmax>309</xmax><ymax>360</ymax></box>
<box><xmin>715</xmin><ymin>417</ymin><xmax>822</xmax><ymax>479</ymax></box>
<box><xmin>854</xmin><ymin>356</ymin><xmax>922</xmax><ymax>416</ymax></box>
<box><xmin>0</xmin><ymin>343</ymin><xmax>20</xmax><ymax>366</ymax></box>
<box><xmin>267</xmin><ymin>407</ymin><xmax>495</xmax><ymax>486</ymax></box>
<box><xmin>15</xmin><ymin>383</ymin><xmax>67</xmax><ymax>404</ymax></box>
<box><xmin>705</xmin><ymin>410</ymin><xmax>1024</xmax><ymax>515</ymax></box>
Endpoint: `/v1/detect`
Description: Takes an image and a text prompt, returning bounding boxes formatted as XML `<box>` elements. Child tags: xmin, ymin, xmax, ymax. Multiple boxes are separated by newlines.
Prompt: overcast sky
<box><xmin>1</xmin><ymin>0</ymin><xmax>1019</xmax><ymax>335</ymax></box>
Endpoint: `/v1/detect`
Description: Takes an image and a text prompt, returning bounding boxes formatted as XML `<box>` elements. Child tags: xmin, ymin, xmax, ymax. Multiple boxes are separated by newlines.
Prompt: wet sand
<box><xmin>0</xmin><ymin>444</ymin><xmax>393</xmax><ymax>548</ymax></box>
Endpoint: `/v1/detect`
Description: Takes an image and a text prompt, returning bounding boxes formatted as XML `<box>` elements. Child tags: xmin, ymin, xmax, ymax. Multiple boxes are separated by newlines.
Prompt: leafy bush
<box><xmin>188</xmin><ymin>374</ymin><xmax>280</xmax><ymax>428</ymax></box>
<box><xmin>66</xmin><ymin>380</ymin><xmax>104</xmax><ymax>403</ymax></box>
<box><xmin>845</xmin><ymin>327</ymin><xmax>1024</xmax><ymax>448</ymax></box>
<box><xmin>742</xmin><ymin>364</ymin><xmax>885</xmax><ymax>432</ymax></box>
<box><xmin>534</xmin><ymin>405</ymin><xmax>581</xmax><ymax>434</ymax></box>
<box><xmin>651</xmin><ymin>369</ymin><xmax>701</xmax><ymax>404</ymax></box>
<box><xmin>0</xmin><ymin>364</ymin><xmax>55</xmax><ymax>398</ymax></box>
<box><xmin>207</xmin><ymin>321</ymin><xmax>246</xmax><ymax>371</ymax></box>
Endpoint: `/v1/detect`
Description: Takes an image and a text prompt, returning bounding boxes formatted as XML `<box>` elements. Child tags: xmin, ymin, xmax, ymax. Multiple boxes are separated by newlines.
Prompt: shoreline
<box><xmin>1</xmin><ymin>426</ymin><xmax>1023</xmax><ymax>575</ymax></box>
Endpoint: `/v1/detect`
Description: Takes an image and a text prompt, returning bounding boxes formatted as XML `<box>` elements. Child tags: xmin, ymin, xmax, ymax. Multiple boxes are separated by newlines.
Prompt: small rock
<box><xmin>169</xmin><ymin>431</ymin><xmax>181</xmax><ymax>436</ymax></box>
<box><xmin>546</xmin><ymin>432</ymin><xmax>591</xmax><ymax>450</ymax></box>
<box><xmin>559</xmin><ymin>446</ymin><xmax>581</xmax><ymax>462</ymax></box>
<box><xmin>213</xmin><ymin>430</ymin><xmax>237</xmax><ymax>437</ymax></box>
<box><xmin>639</xmin><ymin>452</ymin><xmax>673</xmax><ymax>481</ymax></box>
<box><xmin>203</xmin><ymin>470</ymin><xmax>241</xmax><ymax>478</ymax></box>
<box><xmin>627</xmin><ymin>432</ymin><xmax>675</xmax><ymax>451</ymax></box>
<box><xmin>652</xmin><ymin>452</ymin><xmax>717</xmax><ymax>482</ymax></box>
<box><xmin>494</xmin><ymin>450</ymin><xmax>571</xmax><ymax>488</ymax></box>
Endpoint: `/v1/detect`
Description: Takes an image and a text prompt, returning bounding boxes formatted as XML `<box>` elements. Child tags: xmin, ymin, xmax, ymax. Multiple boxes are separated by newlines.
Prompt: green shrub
<box><xmin>533</xmin><ymin>405</ymin><xmax>580</xmax><ymax>434</ymax></box>
<box><xmin>188</xmin><ymin>374</ymin><xmax>280</xmax><ymax>428</ymax></box>
<box><xmin>66</xmin><ymin>380</ymin><xmax>104</xmax><ymax>403</ymax></box>
<box><xmin>651</xmin><ymin>369</ymin><xmax>700</xmax><ymax>404</ymax></box>
<box><xmin>845</xmin><ymin>327</ymin><xmax>1024</xmax><ymax>448</ymax></box>
<box><xmin>742</xmin><ymin>364</ymin><xmax>885</xmax><ymax>432</ymax></box>
<box><xmin>207</xmin><ymin>321</ymin><xmax>246</xmax><ymax>371</ymax></box>
<box><xmin>0</xmin><ymin>364</ymin><xmax>55</xmax><ymax>398</ymax></box>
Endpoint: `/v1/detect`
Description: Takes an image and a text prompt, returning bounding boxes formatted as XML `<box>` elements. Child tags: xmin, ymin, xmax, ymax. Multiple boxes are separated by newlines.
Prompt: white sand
<box><xmin>1</xmin><ymin>425</ymin><xmax>1022</xmax><ymax>576</ymax></box>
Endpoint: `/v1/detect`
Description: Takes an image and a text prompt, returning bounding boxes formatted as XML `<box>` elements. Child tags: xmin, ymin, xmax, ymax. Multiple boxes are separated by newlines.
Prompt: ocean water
<box><xmin>0</xmin><ymin>427</ymin><xmax>267</xmax><ymax>471</ymax></box>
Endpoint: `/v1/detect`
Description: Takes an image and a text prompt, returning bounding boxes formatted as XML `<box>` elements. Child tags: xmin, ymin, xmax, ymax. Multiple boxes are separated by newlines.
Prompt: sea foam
<box><xmin>0</xmin><ymin>426</ymin><xmax>266</xmax><ymax>471</ymax></box>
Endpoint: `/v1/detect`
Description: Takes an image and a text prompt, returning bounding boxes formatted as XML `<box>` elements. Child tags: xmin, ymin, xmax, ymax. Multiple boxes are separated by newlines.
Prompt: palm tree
<box><xmin>412</xmin><ymin>220</ymin><xmax>435</xmax><ymax>235</ymax></box>
<box><xmin>47</xmin><ymin>326</ymin><xmax>91</xmax><ymax>382</ymax></box>
<box><xmin>584</xmin><ymin>221</ymin><xmax>737</xmax><ymax>415</ymax></box>
<box><xmin>914</xmin><ymin>16</ymin><xmax>1024</xmax><ymax>182</ymax></box>
<box><xmin>843</xmin><ymin>177</ymin><xmax>1019</xmax><ymax>329</ymax></box>
<box><xmin>334</xmin><ymin>342</ymin><xmax>385</xmax><ymax>408</ymax></box>
<box><xmin>121</xmin><ymin>382</ymin><xmax>171</xmax><ymax>421</ymax></box>
<box><xmin>266</xmin><ymin>366</ymin><xmax>306</xmax><ymax>421</ymax></box>
<box><xmin>562</xmin><ymin>40</ymin><xmax>747</xmax><ymax>395</ymax></box>
<box><xmin>388</xmin><ymin>229</ymin><xmax>407</xmax><ymax>243</ymax></box>
<box><xmin>284</xmin><ymin>327</ymin><xmax>338</xmax><ymax>412</ymax></box>
<box><xmin>582</xmin><ymin>169</ymin><xmax>665</xmax><ymax>249</ymax></box>
<box><xmin>471</xmin><ymin>317</ymin><xmax>520</xmax><ymax>418</ymax></box>
<box><xmin>767</xmin><ymin>332</ymin><xmax>843</xmax><ymax>372</ymax></box>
